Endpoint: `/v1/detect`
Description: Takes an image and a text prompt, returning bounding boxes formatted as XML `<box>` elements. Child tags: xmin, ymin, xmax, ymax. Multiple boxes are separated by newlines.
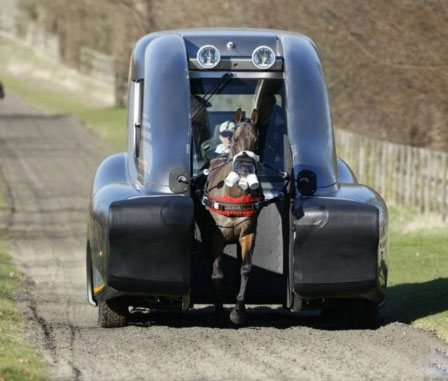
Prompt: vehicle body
<box><xmin>86</xmin><ymin>28</ymin><xmax>388</xmax><ymax>327</ymax></box>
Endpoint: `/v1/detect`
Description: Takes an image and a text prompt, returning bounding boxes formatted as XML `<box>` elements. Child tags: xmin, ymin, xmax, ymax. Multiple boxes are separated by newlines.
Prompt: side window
<box><xmin>190</xmin><ymin>78</ymin><xmax>258</xmax><ymax>173</ymax></box>
<box><xmin>130</xmin><ymin>80</ymin><xmax>143</xmax><ymax>158</ymax></box>
<box><xmin>189</xmin><ymin>77</ymin><xmax>286</xmax><ymax>175</ymax></box>
<box><xmin>258</xmin><ymin>92</ymin><xmax>286</xmax><ymax>172</ymax></box>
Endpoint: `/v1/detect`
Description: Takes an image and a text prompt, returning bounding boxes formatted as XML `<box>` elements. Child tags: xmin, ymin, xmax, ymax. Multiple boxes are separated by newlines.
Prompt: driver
<box><xmin>214</xmin><ymin>121</ymin><xmax>236</xmax><ymax>156</ymax></box>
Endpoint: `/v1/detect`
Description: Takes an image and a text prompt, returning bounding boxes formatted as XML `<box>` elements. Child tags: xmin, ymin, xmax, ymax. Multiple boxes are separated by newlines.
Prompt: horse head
<box><xmin>233</xmin><ymin>108</ymin><xmax>259</xmax><ymax>153</ymax></box>
<box><xmin>224</xmin><ymin>108</ymin><xmax>260</xmax><ymax>190</ymax></box>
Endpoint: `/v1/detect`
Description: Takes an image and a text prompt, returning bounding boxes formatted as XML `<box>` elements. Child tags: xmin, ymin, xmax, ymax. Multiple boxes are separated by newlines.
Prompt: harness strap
<box><xmin>201</xmin><ymin>193</ymin><xmax>284</xmax><ymax>217</ymax></box>
<box><xmin>232</xmin><ymin>150</ymin><xmax>260</xmax><ymax>163</ymax></box>
<box><xmin>202</xmin><ymin>194</ymin><xmax>264</xmax><ymax>216</ymax></box>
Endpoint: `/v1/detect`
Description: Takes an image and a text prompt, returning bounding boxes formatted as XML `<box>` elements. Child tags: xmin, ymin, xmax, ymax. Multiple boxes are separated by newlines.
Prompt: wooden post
<box><xmin>410</xmin><ymin>147</ymin><xmax>415</xmax><ymax>207</ymax></box>
<box><xmin>380</xmin><ymin>142</ymin><xmax>387</xmax><ymax>199</ymax></box>
<box><xmin>393</xmin><ymin>145</ymin><xmax>399</xmax><ymax>204</ymax></box>
<box><xmin>412</xmin><ymin>147</ymin><xmax>418</xmax><ymax>208</ymax></box>
<box><xmin>367</xmin><ymin>140</ymin><xmax>372</xmax><ymax>187</ymax></box>
<box><xmin>359</xmin><ymin>139</ymin><xmax>365</xmax><ymax>183</ymax></box>
<box><xmin>374</xmin><ymin>140</ymin><xmax>379</xmax><ymax>190</ymax></box>
<box><xmin>424</xmin><ymin>149</ymin><xmax>430</xmax><ymax>214</ymax></box>
<box><xmin>398</xmin><ymin>145</ymin><xmax>406</xmax><ymax>204</ymax></box>
<box><xmin>418</xmin><ymin>148</ymin><xmax>425</xmax><ymax>213</ymax></box>
<box><xmin>367</xmin><ymin>140</ymin><xmax>373</xmax><ymax>187</ymax></box>
<box><xmin>373</xmin><ymin>141</ymin><xmax>379</xmax><ymax>193</ymax></box>
<box><xmin>431</xmin><ymin>152</ymin><xmax>440</xmax><ymax>212</ymax></box>
<box><xmin>405</xmin><ymin>146</ymin><xmax>412</xmax><ymax>205</ymax></box>
<box><xmin>388</xmin><ymin>143</ymin><xmax>395</xmax><ymax>202</ymax></box>
<box><xmin>442</xmin><ymin>153</ymin><xmax>447</xmax><ymax>221</ymax></box>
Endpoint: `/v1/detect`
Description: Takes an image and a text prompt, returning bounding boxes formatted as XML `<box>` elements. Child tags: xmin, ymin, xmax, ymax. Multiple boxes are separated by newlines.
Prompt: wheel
<box><xmin>321</xmin><ymin>302</ymin><xmax>349</xmax><ymax>322</ymax></box>
<box><xmin>86</xmin><ymin>243</ymin><xmax>96</xmax><ymax>306</ymax></box>
<box><xmin>98</xmin><ymin>299</ymin><xmax>128</xmax><ymax>328</ymax></box>
<box><xmin>348</xmin><ymin>299</ymin><xmax>379</xmax><ymax>329</ymax></box>
<box><xmin>321</xmin><ymin>299</ymin><xmax>378</xmax><ymax>328</ymax></box>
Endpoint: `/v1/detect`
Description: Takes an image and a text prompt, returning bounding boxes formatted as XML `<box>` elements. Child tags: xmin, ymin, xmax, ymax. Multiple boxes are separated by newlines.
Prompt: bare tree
<box><xmin>16</xmin><ymin>0</ymin><xmax>448</xmax><ymax>150</ymax></box>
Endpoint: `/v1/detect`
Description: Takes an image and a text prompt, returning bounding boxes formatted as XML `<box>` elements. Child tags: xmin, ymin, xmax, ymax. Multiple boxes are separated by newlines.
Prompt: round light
<box><xmin>252</xmin><ymin>46</ymin><xmax>276</xmax><ymax>69</ymax></box>
<box><xmin>197</xmin><ymin>45</ymin><xmax>220</xmax><ymax>69</ymax></box>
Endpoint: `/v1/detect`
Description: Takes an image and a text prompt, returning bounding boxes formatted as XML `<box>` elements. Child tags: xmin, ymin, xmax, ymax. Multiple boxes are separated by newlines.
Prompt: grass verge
<box><xmin>0</xmin><ymin>38</ymin><xmax>126</xmax><ymax>149</ymax></box>
<box><xmin>385</xmin><ymin>205</ymin><xmax>448</xmax><ymax>341</ymax></box>
<box><xmin>0</xmin><ymin>190</ymin><xmax>48</xmax><ymax>380</ymax></box>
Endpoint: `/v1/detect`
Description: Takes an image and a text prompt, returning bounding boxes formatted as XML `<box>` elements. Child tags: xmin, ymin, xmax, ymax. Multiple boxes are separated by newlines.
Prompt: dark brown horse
<box><xmin>197</xmin><ymin>108</ymin><xmax>262</xmax><ymax>325</ymax></box>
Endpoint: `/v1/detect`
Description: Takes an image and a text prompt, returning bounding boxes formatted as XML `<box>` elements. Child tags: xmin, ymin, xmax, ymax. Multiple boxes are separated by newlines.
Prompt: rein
<box><xmin>190</xmin><ymin>119</ymin><xmax>290</xmax><ymax>217</ymax></box>
<box><xmin>199</xmin><ymin>155</ymin><xmax>289</xmax><ymax>217</ymax></box>
<box><xmin>196</xmin><ymin>149</ymin><xmax>262</xmax><ymax>216</ymax></box>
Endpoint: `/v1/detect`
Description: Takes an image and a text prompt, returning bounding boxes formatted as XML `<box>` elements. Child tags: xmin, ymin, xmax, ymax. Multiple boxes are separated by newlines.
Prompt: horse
<box><xmin>196</xmin><ymin>108</ymin><xmax>263</xmax><ymax>325</ymax></box>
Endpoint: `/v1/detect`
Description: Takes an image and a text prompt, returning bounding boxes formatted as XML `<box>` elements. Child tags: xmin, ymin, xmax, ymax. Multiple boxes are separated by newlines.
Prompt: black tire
<box><xmin>86</xmin><ymin>243</ymin><xmax>96</xmax><ymax>306</ymax></box>
<box><xmin>321</xmin><ymin>302</ymin><xmax>349</xmax><ymax>322</ymax></box>
<box><xmin>348</xmin><ymin>299</ymin><xmax>379</xmax><ymax>329</ymax></box>
<box><xmin>98</xmin><ymin>299</ymin><xmax>128</xmax><ymax>328</ymax></box>
<box><xmin>321</xmin><ymin>299</ymin><xmax>378</xmax><ymax>329</ymax></box>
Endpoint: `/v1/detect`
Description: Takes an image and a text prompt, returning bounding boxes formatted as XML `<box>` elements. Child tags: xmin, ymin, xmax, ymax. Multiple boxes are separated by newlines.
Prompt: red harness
<box><xmin>206</xmin><ymin>194</ymin><xmax>264</xmax><ymax>217</ymax></box>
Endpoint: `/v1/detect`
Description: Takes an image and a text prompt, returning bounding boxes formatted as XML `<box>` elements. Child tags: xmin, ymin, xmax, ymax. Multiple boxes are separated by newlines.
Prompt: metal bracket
<box><xmin>292</xmin><ymin>292</ymin><xmax>303</xmax><ymax>312</ymax></box>
<box><xmin>182</xmin><ymin>289</ymin><xmax>192</xmax><ymax>310</ymax></box>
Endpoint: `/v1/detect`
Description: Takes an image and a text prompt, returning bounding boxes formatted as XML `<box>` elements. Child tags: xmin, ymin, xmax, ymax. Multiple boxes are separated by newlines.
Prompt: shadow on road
<box><xmin>128</xmin><ymin>306</ymin><xmax>305</xmax><ymax>330</ymax></box>
<box><xmin>384</xmin><ymin>277</ymin><xmax>448</xmax><ymax>324</ymax></box>
<box><xmin>127</xmin><ymin>305</ymin><xmax>389</xmax><ymax>330</ymax></box>
<box><xmin>126</xmin><ymin>278</ymin><xmax>448</xmax><ymax>330</ymax></box>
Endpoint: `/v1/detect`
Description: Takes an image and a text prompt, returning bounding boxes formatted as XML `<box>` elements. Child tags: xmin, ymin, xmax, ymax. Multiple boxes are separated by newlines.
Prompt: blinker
<box><xmin>220</xmin><ymin>130</ymin><xmax>233</xmax><ymax>138</ymax></box>
<box><xmin>224</xmin><ymin>151</ymin><xmax>260</xmax><ymax>190</ymax></box>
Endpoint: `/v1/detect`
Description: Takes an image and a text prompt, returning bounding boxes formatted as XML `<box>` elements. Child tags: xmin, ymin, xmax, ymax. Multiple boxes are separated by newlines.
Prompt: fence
<box><xmin>79</xmin><ymin>47</ymin><xmax>115</xmax><ymax>84</ymax></box>
<box><xmin>0</xmin><ymin>21</ymin><xmax>59</xmax><ymax>61</ymax></box>
<box><xmin>0</xmin><ymin>20</ymin><xmax>115</xmax><ymax>85</ymax></box>
<box><xmin>23</xmin><ymin>23</ymin><xmax>60</xmax><ymax>61</ymax></box>
<box><xmin>335</xmin><ymin>129</ymin><xmax>448</xmax><ymax>220</ymax></box>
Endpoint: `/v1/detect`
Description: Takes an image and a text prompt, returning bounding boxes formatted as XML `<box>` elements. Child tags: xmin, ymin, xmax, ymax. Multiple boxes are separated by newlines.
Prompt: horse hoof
<box><xmin>230</xmin><ymin>308</ymin><xmax>246</xmax><ymax>325</ymax></box>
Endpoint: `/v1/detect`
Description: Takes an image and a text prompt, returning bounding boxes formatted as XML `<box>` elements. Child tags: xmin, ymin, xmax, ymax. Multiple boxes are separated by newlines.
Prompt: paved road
<box><xmin>0</xmin><ymin>94</ymin><xmax>447</xmax><ymax>380</ymax></box>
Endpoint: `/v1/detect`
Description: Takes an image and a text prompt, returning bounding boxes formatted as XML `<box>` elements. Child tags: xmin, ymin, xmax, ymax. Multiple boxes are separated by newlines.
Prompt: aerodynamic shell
<box><xmin>86</xmin><ymin>29</ymin><xmax>388</xmax><ymax>313</ymax></box>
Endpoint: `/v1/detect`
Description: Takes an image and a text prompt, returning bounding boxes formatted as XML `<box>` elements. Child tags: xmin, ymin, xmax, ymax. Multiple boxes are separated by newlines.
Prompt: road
<box><xmin>0</xmin><ymin>94</ymin><xmax>447</xmax><ymax>380</ymax></box>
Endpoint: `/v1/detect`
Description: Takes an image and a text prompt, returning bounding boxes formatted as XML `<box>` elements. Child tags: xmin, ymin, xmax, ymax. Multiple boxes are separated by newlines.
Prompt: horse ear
<box><xmin>235</xmin><ymin>108</ymin><xmax>243</xmax><ymax>123</ymax></box>
<box><xmin>251</xmin><ymin>109</ymin><xmax>258</xmax><ymax>124</ymax></box>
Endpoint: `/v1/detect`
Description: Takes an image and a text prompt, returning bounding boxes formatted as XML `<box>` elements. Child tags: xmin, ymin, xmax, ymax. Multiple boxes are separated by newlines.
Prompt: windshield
<box><xmin>190</xmin><ymin>77</ymin><xmax>286</xmax><ymax>178</ymax></box>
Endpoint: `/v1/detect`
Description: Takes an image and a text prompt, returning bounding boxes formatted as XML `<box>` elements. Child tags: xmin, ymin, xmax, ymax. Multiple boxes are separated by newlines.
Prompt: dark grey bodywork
<box><xmin>86</xmin><ymin>29</ymin><xmax>388</xmax><ymax>310</ymax></box>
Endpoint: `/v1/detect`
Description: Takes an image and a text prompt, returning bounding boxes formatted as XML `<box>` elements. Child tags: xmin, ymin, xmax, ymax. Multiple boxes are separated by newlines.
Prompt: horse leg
<box><xmin>206</xmin><ymin>235</ymin><xmax>226</xmax><ymax>312</ymax></box>
<box><xmin>212</xmin><ymin>253</ymin><xmax>225</xmax><ymax>312</ymax></box>
<box><xmin>230</xmin><ymin>233</ymin><xmax>255</xmax><ymax>325</ymax></box>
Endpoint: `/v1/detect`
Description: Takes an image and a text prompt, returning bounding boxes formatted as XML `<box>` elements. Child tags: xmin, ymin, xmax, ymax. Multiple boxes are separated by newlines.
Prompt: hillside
<box><xmin>15</xmin><ymin>0</ymin><xmax>448</xmax><ymax>150</ymax></box>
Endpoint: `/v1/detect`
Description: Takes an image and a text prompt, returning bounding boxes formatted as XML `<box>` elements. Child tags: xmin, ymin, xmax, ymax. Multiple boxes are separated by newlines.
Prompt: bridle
<box><xmin>196</xmin><ymin>120</ymin><xmax>289</xmax><ymax>217</ymax></box>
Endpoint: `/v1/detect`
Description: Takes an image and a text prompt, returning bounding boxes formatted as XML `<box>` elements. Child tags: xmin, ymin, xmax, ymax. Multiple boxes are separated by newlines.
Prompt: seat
<box><xmin>200</xmin><ymin>122</ymin><xmax>223</xmax><ymax>161</ymax></box>
<box><xmin>261</xmin><ymin>105</ymin><xmax>286</xmax><ymax>166</ymax></box>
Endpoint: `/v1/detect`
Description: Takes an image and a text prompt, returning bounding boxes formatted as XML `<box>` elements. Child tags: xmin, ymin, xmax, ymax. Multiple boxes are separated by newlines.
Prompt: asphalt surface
<box><xmin>0</xmin><ymin>94</ymin><xmax>447</xmax><ymax>380</ymax></box>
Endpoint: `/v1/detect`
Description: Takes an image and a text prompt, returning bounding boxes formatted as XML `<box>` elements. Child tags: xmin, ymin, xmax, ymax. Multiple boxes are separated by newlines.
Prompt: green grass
<box><xmin>0</xmin><ymin>192</ymin><xmax>48</xmax><ymax>380</ymax></box>
<box><xmin>0</xmin><ymin>38</ymin><xmax>126</xmax><ymax>149</ymax></box>
<box><xmin>2</xmin><ymin>76</ymin><xmax>126</xmax><ymax>149</ymax></box>
<box><xmin>385</xmin><ymin>205</ymin><xmax>448</xmax><ymax>340</ymax></box>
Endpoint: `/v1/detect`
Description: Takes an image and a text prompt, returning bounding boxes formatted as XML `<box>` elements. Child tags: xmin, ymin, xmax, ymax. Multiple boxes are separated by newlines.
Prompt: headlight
<box><xmin>252</xmin><ymin>46</ymin><xmax>276</xmax><ymax>69</ymax></box>
<box><xmin>197</xmin><ymin>45</ymin><xmax>220</xmax><ymax>68</ymax></box>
